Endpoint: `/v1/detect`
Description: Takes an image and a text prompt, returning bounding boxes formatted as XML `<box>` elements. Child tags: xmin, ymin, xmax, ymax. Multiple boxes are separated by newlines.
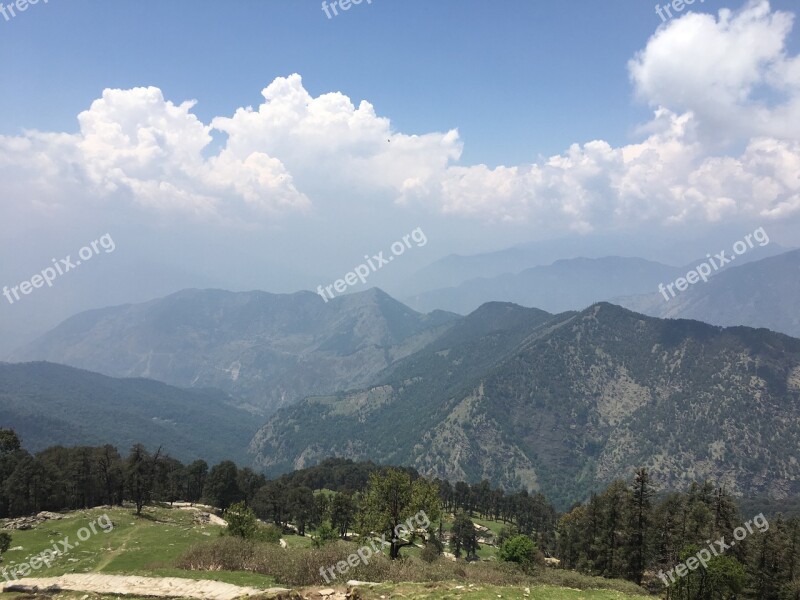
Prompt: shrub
<box><xmin>499</xmin><ymin>534</ymin><xmax>538</xmax><ymax>566</ymax></box>
<box><xmin>175</xmin><ymin>536</ymin><xmax>646</xmax><ymax>593</ymax></box>
<box><xmin>420</xmin><ymin>543</ymin><xmax>441</xmax><ymax>563</ymax></box>
<box><xmin>496</xmin><ymin>524</ymin><xmax>518</xmax><ymax>546</ymax></box>
<box><xmin>223</xmin><ymin>501</ymin><xmax>259</xmax><ymax>539</ymax></box>
<box><xmin>0</xmin><ymin>532</ymin><xmax>11</xmax><ymax>555</ymax></box>
<box><xmin>259</xmin><ymin>524</ymin><xmax>282</xmax><ymax>544</ymax></box>
<box><xmin>311</xmin><ymin>521</ymin><xmax>339</xmax><ymax>548</ymax></box>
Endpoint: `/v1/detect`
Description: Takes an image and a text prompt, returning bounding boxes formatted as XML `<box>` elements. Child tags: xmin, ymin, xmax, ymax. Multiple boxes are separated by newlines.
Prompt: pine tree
<box><xmin>626</xmin><ymin>468</ymin><xmax>655</xmax><ymax>584</ymax></box>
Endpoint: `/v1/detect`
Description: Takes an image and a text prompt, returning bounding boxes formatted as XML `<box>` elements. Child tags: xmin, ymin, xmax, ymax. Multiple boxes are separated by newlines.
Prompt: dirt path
<box><xmin>93</xmin><ymin>523</ymin><xmax>139</xmax><ymax>572</ymax></box>
<box><xmin>3</xmin><ymin>574</ymin><xmax>291</xmax><ymax>600</ymax></box>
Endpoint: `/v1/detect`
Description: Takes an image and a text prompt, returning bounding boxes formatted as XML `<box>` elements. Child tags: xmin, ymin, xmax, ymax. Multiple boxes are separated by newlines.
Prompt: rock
<box><xmin>318</xmin><ymin>589</ymin><xmax>335</xmax><ymax>596</ymax></box>
<box><xmin>346</xmin><ymin>581</ymin><xmax>378</xmax><ymax>587</ymax></box>
<box><xmin>2</xmin><ymin>511</ymin><xmax>64</xmax><ymax>530</ymax></box>
<box><xmin>37</xmin><ymin>511</ymin><xmax>63</xmax><ymax>520</ymax></box>
<box><xmin>3</xmin><ymin>584</ymin><xmax>62</xmax><ymax>593</ymax></box>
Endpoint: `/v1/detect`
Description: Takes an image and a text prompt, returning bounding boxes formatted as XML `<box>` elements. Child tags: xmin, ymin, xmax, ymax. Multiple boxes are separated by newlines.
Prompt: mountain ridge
<box><xmin>13</xmin><ymin>287</ymin><xmax>459</xmax><ymax>414</ymax></box>
<box><xmin>250</xmin><ymin>301</ymin><xmax>800</xmax><ymax>509</ymax></box>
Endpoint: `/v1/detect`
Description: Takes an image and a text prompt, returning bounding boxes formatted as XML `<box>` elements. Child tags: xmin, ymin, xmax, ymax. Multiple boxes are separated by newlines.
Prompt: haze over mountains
<box><xmin>405</xmin><ymin>256</ymin><xmax>683</xmax><ymax>315</ymax></box>
<box><xmin>405</xmin><ymin>243</ymin><xmax>789</xmax><ymax>317</ymax></box>
<box><xmin>616</xmin><ymin>249</ymin><xmax>800</xmax><ymax>338</ymax></box>
<box><xmin>5</xmin><ymin>246</ymin><xmax>800</xmax><ymax>507</ymax></box>
<box><xmin>14</xmin><ymin>288</ymin><xmax>457</xmax><ymax>414</ymax></box>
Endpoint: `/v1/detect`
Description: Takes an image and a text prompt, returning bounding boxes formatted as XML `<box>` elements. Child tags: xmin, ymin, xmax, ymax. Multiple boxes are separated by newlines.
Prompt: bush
<box><xmin>496</xmin><ymin>524</ymin><xmax>518</xmax><ymax>546</ymax></box>
<box><xmin>175</xmin><ymin>536</ymin><xmax>647</xmax><ymax>593</ymax></box>
<box><xmin>499</xmin><ymin>535</ymin><xmax>538</xmax><ymax>567</ymax></box>
<box><xmin>311</xmin><ymin>521</ymin><xmax>339</xmax><ymax>548</ymax></box>
<box><xmin>420</xmin><ymin>543</ymin><xmax>441</xmax><ymax>563</ymax></box>
<box><xmin>223</xmin><ymin>502</ymin><xmax>259</xmax><ymax>539</ymax></box>
<box><xmin>259</xmin><ymin>524</ymin><xmax>282</xmax><ymax>544</ymax></box>
<box><xmin>0</xmin><ymin>532</ymin><xmax>11</xmax><ymax>555</ymax></box>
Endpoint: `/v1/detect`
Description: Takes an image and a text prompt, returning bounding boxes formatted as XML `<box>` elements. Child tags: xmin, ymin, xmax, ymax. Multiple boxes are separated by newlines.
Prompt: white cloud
<box><xmin>629</xmin><ymin>0</ymin><xmax>800</xmax><ymax>141</ymax></box>
<box><xmin>0</xmin><ymin>86</ymin><xmax>310</xmax><ymax>224</ymax></box>
<box><xmin>2</xmin><ymin>1</ymin><xmax>799</xmax><ymax>233</ymax></box>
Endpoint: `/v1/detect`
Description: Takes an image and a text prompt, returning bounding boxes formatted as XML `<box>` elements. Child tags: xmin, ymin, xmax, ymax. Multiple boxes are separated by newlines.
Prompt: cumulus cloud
<box><xmin>2</xmin><ymin>0</ymin><xmax>799</xmax><ymax>233</ymax></box>
<box><xmin>210</xmin><ymin>74</ymin><xmax>462</xmax><ymax>197</ymax></box>
<box><xmin>629</xmin><ymin>0</ymin><xmax>800</xmax><ymax>142</ymax></box>
<box><xmin>0</xmin><ymin>86</ymin><xmax>310</xmax><ymax>223</ymax></box>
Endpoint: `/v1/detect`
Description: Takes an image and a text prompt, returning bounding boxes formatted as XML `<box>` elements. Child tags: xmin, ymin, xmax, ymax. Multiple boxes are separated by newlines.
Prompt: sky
<box><xmin>1</xmin><ymin>0</ymin><xmax>800</xmax><ymax>351</ymax></box>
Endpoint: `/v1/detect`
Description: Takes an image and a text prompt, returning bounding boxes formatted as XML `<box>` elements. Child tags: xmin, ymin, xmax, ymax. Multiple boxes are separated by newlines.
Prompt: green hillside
<box><xmin>252</xmin><ymin>303</ymin><xmax>800</xmax><ymax>508</ymax></box>
<box><xmin>0</xmin><ymin>362</ymin><xmax>260</xmax><ymax>465</ymax></box>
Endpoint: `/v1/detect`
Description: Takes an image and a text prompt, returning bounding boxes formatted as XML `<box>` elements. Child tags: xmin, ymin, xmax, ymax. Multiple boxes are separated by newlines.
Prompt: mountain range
<box><xmin>0</xmin><ymin>361</ymin><xmax>259</xmax><ymax>464</ymax></box>
<box><xmin>13</xmin><ymin>288</ymin><xmax>457</xmax><ymax>414</ymax></box>
<box><xmin>615</xmin><ymin>249</ymin><xmax>800</xmax><ymax>338</ymax></box>
<box><xmin>250</xmin><ymin>302</ymin><xmax>800</xmax><ymax>509</ymax></box>
<box><xmin>5</xmin><ymin>248</ymin><xmax>800</xmax><ymax>508</ymax></box>
<box><xmin>402</xmin><ymin>237</ymin><xmax>787</xmax><ymax>311</ymax></box>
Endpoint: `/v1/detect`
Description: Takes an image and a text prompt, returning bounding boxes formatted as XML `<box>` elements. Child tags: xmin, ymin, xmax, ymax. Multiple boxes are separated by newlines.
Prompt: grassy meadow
<box><xmin>0</xmin><ymin>505</ymin><xmax>654</xmax><ymax>600</ymax></box>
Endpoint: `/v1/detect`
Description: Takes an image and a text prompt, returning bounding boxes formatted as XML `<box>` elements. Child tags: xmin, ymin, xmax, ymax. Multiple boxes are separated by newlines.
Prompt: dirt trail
<box><xmin>3</xmin><ymin>573</ymin><xmax>291</xmax><ymax>600</ymax></box>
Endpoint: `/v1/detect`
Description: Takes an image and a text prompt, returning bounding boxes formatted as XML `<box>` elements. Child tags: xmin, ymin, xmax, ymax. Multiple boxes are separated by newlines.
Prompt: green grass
<box><xmin>1</xmin><ymin>508</ymin><xmax>650</xmax><ymax>600</ymax></box>
<box><xmin>471</xmin><ymin>516</ymin><xmax>507</xmax><ymax>537</ymax></box>
<box><xmin>0</xmin><ymin>506</ymin><xmax>276</xmax><ymax>589</ymax></box>
<box><xmin>354</xmin><ymin>582</ymin><xmax>653</xmax><ymax>599</ymax></box>
<box><xmin>281</xmin><ymin>533</ymin><xmax>316</xmax><ymax>549</ymax></box>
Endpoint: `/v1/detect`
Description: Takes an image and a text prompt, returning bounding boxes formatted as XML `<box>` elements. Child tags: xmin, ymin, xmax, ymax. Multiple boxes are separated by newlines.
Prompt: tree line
<box><xmin>3</xmin><ymin>428</ymin><xmax>798</xmax><ymax>597</ymax></box>
<box><xmin>557</xmin><ymin>468</ymin><xmax>800</xmax><ymax>599</ymax></box>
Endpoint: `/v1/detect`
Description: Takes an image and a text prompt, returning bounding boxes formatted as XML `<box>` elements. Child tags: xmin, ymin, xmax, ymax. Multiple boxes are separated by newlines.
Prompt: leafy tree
<box><xmin>287</xmin><ymin>486</ymin><xmax>315</xmax><ymax>535</ymax></box>
<box><xmin>669</xmin><ymin>547</ymin><xmax>746</xmax><ymax>600</ymax></box>
<box><xmin>236</xmin><ymin>467</ymin><xmax>266</xmax><ymax>507</ymax></box>
<box><xmin>95</xmin><ymin>445</ymin><xmax>123</xmax><ymax>506</ymax></box>
<box><xmin>0</xmin><ymin>430</ymin><xmax>21</xmax><ymax>454</ymax></box>
<box><xmin>330</xmin><ymin>492</ymin><xmax>357</xmax><ymax>538</ymax></box>
<box><xmin>224</xmin><ymin>501</ymin><xmax>259</xmax><ymax>539</ymax></box>
<box><xmin>252</xmin><ymin>481</ymin><xmax>287</xmax><ymax>527</ymax></box>
<box><xmin>203</xmin><ymin>461</ymin><xmax>243</xmax><ymax>510</ymax></box>
<box><xmin>451</xmin><ymin>511</ymin><xmax>480</xmax><ymax>559</ymax></box>
<box><xmin>497</xmin><ymin>523</ymin><xmax>519</xmax><ymax>546</ymax></box>
<box><xmin>4</xmin><ymin>454</ymin><xmax>57</xmax><ymax>516</ymax></box>
<box><xmin>155</xmin><ymin>456</ymin><xmax>186</xmax><ymax>505</ymax></box>
<box><xmin>359</xmin><ymin>469</ymin><xmax>441</xmax><ymax>559</ymax></box>
<box><xmin>125</xmin><ymin>444</ymin><xmax>161</xmax><ymax>515</ymax></box>
<box><xmin>186</xmin><ymin>460</ymin><xmax>208</xmax><ymax>504</ymax></box>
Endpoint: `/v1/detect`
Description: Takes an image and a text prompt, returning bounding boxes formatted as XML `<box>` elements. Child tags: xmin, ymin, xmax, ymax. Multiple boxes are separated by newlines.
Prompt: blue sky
<box><xmin>7</xmin><ymin>0</ymin><xmax>793</xmax><ymax>165</ymax></box>
<box><xmin>1</xmin><ymin>0</ymin><xmax>800</xmax><ymax>350</ymax></box>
